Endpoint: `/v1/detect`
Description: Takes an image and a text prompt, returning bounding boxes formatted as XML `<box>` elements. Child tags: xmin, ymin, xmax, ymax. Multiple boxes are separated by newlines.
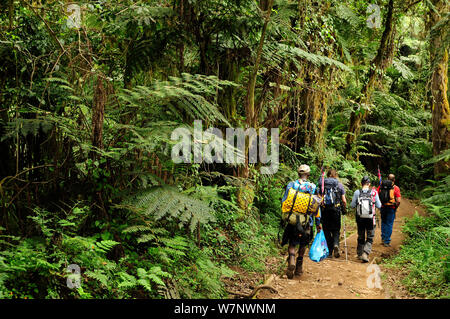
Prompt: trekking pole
<box><xmin>342</xmin><ymin>213</ymin><xmax>348</xmax><ymax>262</ymax></box>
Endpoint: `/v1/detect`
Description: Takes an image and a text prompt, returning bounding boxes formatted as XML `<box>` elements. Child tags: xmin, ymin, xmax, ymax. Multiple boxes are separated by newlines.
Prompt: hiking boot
<box><xmin>383</xmin><ymin>242</ymin><xmax>391</xmax><ymax>247</ymax></box>
<box><xmin>361</xmin><ymin>252</ymin><xmax>369</xmax><ymax>263</ymax></box>
<box><xmin>286</xmin><ymin>254</ymin><xmax>296</xmax><ymax>279</ymax></box>
<box><xmin>333</xmin><ymin>246</ymin><xmax>340</xmax><ymax>258</ymax></box>
<box><xmin>294</xmin><ymin>257</ymin><xmax>303</xmax><ymax>276</ymax></box>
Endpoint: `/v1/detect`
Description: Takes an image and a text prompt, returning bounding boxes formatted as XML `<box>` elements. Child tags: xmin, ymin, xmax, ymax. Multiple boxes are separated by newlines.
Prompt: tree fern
<box><xmin>335</xmin><ymin>4</ymin><xmax>360</xmax><ymax>28</ymax></box>
<box><xmin>265</xmin><ymin>43</ymin><xmax>352</xmax><ymax>72</ymax></box>
<box><xmin>118</xmin><ymin>73</ymin><xmax>235</xmax><ymax>126</ymax></box>
<box><xmin>392</xmin><ymin>59</ymin><xmax>415</xmax><ymax>80</ymax></box>
<box><xmin>124</xmin><ymin>186</ymin><xmax>216</xmax><ymax>233</ymax></box>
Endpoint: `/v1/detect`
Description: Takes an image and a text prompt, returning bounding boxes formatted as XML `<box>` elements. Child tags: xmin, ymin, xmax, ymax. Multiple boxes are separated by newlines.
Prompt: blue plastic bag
<box><xmin>309</xmin><ymin>230</ymin><xmax>329</xmax><ymax>262</ymax></box>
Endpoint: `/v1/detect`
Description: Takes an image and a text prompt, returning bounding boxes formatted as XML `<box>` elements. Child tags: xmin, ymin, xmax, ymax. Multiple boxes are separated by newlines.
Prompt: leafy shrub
<box><xmin>384</xmin><ymin>177</ymin><xmax>450</xmax><ymax>298</ymax></box>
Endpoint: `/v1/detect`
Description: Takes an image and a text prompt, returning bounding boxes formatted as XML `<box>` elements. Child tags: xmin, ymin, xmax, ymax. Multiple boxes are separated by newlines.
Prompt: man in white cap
<box><xmin>281</xmin><ymin>164</ymin><xmax>322</xmax><ymax>278</ymax></box>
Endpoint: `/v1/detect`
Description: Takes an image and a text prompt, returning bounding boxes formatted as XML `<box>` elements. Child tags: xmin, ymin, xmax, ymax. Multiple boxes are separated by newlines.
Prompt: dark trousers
<box><xmin>356</xmin><ymin>217</ymin><xmax>375</xmax><ymax>255</ymax></box>
<box><xmin>321</xmin><ymin>207</ymin><xmax>341</xmax><ymax>252</ymax></box>
<box><xmin>323</xmin><ymin>229</ymin><xmax>340</xmax><ymax>252</ymax></box>
<box><xmin>282</xmin><ymin>223</ymin><xmax>313</xmax><ymax>248</ymax></box>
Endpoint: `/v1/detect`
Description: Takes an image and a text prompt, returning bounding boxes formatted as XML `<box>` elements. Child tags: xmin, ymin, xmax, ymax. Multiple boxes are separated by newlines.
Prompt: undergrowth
<box><xmin>0</xmin><ymin>174</ymin><xmax>283</xmax><ymax>299</ymax></box>
<box><xmin>383</xmin><ymin>176</ymin><xmax>450</xmax><ymax>299</ymax></box>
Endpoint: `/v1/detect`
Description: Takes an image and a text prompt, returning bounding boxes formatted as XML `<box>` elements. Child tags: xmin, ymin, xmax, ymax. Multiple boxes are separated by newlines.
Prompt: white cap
<box><xmin>298</xmin><ymin>164</ymin><xmax>311</xmax><ymax>174</ymax></box>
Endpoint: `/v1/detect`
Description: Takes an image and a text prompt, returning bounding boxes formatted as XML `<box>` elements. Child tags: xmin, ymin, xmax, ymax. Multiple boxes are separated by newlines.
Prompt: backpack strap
<box><xmin>371</xmin><ymin>188</ymin><xmax>377</xmax><ymax>211</ymax></box>
<box><xmin>357</xmin><ymin>189</ymin><xmax>363</xmax><ymax>215</ymax></box>
<box><xmin>286</xmin><ymin>188</ymin><xmax>300</xmax><ymax>223</ymax></box>
<box><xmin>371</xmin><ymin>188</ymin><xmax>377</xmax><ymax>224</ymax></box>
<box><xmin>304</xmin><ymin>193</ymin><xmax>313</xmax><ymax>221</ymax></box>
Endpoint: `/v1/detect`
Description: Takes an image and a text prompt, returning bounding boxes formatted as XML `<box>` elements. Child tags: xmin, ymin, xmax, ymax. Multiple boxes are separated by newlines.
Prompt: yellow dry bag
<box><xmin>281</xmin><ymin>185</ymin><xmax>322</xmax><ymax>225</ymax></box>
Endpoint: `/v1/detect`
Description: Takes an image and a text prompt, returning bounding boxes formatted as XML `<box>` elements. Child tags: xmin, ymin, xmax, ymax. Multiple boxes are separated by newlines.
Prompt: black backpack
<box><xmin>321</xmin><ymin>178</ymin><xmax>341</xmax><ymax>208</ymax></box>
<box><xmin>379</xmin><ymin>180</ymin><xmax>394</xmax><ymax>205</ymax></box>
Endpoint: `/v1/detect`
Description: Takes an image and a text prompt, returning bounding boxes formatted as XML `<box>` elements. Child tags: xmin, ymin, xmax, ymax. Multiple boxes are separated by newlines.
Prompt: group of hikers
<box><xmin>281</xmin><ymin>164</ymin><xmax>401</xmax><ymax>279</ymax></box>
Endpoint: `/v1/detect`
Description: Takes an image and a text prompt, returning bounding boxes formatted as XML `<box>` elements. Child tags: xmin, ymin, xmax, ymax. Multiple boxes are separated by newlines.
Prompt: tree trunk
<box><xmin>218</xmin><ymin>49</ymin><xmax>243</xmax><ymax>121</ymax></box>
<box><xmin>239</xmin><ymin>0</ymin><xmax>273</xmax><ymax>178</ymax></box>
<box><xmin>429</xmin><ymin>0</ymin><xmax>450</xmax><ymax>176</ymax></box>
<box><xmin>91</xmin><ymin>75</ymin><xmax>108</xmax><ymax>219</ymax></box>
<box><xmin>344</xmin><ymin>0</ymin><xmax>396</xmax><ymax>158</ymax></box>
<box><xmin>299</xmin><ymin>64</ymin><xmax>333</xmax><ymax>155</ymax></box>
<box><xmin>178</xmin><ymin>0</ymin><xmax>185</xmax><ymax>74</ymax></box>
<box><xmin>91</xmin><ymin>76</ymin><xmax>106</xmax><ymax>158</ymax></box>
<box><xmin>246</xmin><ymin>0</ymin><xmax>274</xmax><ymax>129</ymax></box>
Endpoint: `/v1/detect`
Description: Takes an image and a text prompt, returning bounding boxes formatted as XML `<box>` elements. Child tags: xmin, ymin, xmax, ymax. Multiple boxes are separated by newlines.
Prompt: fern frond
<box><xmin>122</xmin><ymin>225</ymin><xmax>153</xmax><ymax>233</ymax></box>
<box><xmin>1</xmin><ymin>118</ymin><xmax>53</xmax><ymax>141</ymax></box>
<box><xmin>85</xmin><ymin>270</ymin><xmax>108</xmax><ymax>286</ymax></box>
<box><xmin>335</xmin><ymin>4</ymin><xmax>359</xmax><ymax>27</ymax></box>
<box><xmin>422</xmin><ymin>149</ymin><xmax>450</xmax><ymax>166</ymax></box>
<box><xmin>124</xmin><ymin>186</ymin><xmax>216</xmax><ymax>233</ymax></box>
<box><xmin>265</xmin><ymin>43</ymin><xmax>352</xmax><ymax>72</ymax></box>
<box><xmin>363</xmin><ymin>124</ymin><xmax>397</xmax><ymax>138</ymax></box>
<box><xmin>93</xmin><ymin>240</ymin><xmax>119</xmax><ymax>254</ymax></box>
<box><xmin>117</xmin><ymin>272</ymin><xmax>138</xmax><ymax>290</ymax></box>
<box><xmin>392</xmin><ymin>59</ymin><xmax>414</xmax><ymax>80</ymax></box>
<box><xmin>137</xmin><ymin>234</ymin><xmax>157</xmax><ymax>244</ymax></box>
<box><xmin>357</xmin><ymin>152</ymin><xmax>382</xmax><ymax>158</ymax></box>
<box><xmin>118</xmin><ymin>74</ymin><xmax>234</xmax><ymax>126</ymax></box>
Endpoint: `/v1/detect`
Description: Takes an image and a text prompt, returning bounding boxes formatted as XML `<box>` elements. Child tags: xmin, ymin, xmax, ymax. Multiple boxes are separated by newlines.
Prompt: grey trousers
<box><xmin>356</xmin><ymin>217</ymin><xmax>375</xmax><ymax>255</ymax></box>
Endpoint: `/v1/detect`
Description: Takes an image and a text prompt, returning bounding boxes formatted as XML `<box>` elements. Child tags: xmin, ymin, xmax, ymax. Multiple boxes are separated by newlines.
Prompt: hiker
<box><xmin>281</xmin><ymin>164</ymin><xmax>322</xmax><ymax>279</ymax></box>
<box><xmin>377</xmin><ymin>174</ymin><xmax>401</xmax><ymax>247</ymax></box>
<box><xmin>317</xmin><ymin>169</ymin><xmax>347</xmax><ymax>258</ymax></box>
<box><xmin>350</xmin><ymin>176</ymin><xmax>381</xmax><ymax>263</ymax></box>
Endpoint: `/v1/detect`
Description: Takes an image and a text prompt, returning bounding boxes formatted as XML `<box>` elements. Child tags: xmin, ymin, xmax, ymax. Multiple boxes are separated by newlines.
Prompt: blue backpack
<box><xmin>321</xmin><ymin>178</ymin><xmax>341</xmax><ymax>208</ymax></box>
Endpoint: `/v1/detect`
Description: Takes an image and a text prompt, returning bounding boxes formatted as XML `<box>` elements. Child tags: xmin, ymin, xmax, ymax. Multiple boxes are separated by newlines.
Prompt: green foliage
<box><xmin>124</xmin><ymin>185</ymin><xmax>216</xmax><ymax>234</ymax></box>
<box><xmin>118</xmin><ymin>182</ymin><xmax>280</xmax><ymax>298</ymax></box>
<box><xmin>118</xmin><ymin>74</ymin><xmax>235</xmax><ymax>125</ymax></box>
<box><xmin>384</xmin><ymin>176</ymin><xmax>450</xmax><ymax>299</ymax></box>
<box><xmin>175</xmin><ymin>248</ymin><xmax>226</xmax><ymax>298</ymax></box>
<box><xmin>0</xmin><ymin>206</ymin><xmax>167</xmax><ymax>299</ymax></box>
<box><xmin>0</xmin><ymin>0</ymin><xmax>447</xmax><ymax>300</ymax></box>
<box><xmin>0</xmin><ymin>238</ymin><xmax>62</xmax><ymax>299</ymax></box>
<box><xmin>265</xmin><ymin>43</ymin><xmax>352</xmax><ymax>72</ymax></box>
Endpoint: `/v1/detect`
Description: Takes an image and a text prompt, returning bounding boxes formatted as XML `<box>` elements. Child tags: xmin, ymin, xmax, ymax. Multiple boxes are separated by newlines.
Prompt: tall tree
<box><xmin>428</xmin><ymin>0</ymin><xmax>450</xmax><ymax>176</ymax></box>
<box><xmin>344</xmin><ymin>0</ymin><xmax>397</xmax><ymax>158</ymax></box>
<box><xmin>238</xmin><ymin>0</ymin><xmax>274</xmax><ymax>178</ymax></box>
<box><xmin>246</xmin><ymin>0</ymin><xmax>274</xmax><ymax>129</ymax></box>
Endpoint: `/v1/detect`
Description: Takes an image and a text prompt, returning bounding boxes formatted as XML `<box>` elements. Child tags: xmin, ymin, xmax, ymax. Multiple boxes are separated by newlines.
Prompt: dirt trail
<box><xmin>258</xmin><ymin>198</ymin><xmax>425</xmax><ymax>299</ymax></box>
